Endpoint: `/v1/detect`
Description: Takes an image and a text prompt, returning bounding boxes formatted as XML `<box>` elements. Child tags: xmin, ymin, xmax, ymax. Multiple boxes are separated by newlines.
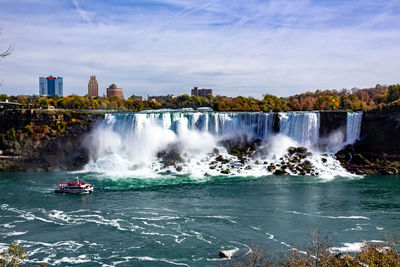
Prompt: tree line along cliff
<box><xmin>1</xmin><ymin>84</ymin><xmax>400</xmax><ymax>112</ymax></box>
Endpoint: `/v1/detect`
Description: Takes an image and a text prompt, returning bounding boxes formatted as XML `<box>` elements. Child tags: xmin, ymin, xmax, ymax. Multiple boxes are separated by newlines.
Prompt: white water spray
<box><xmin>83</xmin><ymin>110</ymin><xmax>362</xmax><ymax>179</ymax></box>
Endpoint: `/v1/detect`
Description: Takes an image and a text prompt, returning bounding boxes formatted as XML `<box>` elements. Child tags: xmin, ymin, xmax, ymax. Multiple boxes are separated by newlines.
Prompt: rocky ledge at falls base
<box><xmin>0</xmin><ymin>109</ymin><xmax>399</xmax><ymax>175</ymax></box>
<box><xmin>336</xmin><ymin>111</ymin><xmax>400</xmax><ymax>175</ymax></box>
<box><xmin>0</xmin><ymin>110</ymin><xmax>103</xmax><ymax>172</ymax></box>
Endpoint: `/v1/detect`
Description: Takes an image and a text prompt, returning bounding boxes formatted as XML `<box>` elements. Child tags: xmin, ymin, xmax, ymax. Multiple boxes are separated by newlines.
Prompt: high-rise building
<box><xmin>39</xmin><ymin>76</ymin><xmax>63</xmax><ymax>97</ymax></box>
<box><xmin>191</xmin><ymin>87</ymin><xmax>213</xmax><ymax>97</ymax></box>
<box><xmin>107</xmin><ymin>84</ymin><xmax>123</xmax><ymax>99</ymax></box>
<box><xmin>88</xmin><ymin>76</ymin><xmax>98</xmax><ymax>97</ymax></box>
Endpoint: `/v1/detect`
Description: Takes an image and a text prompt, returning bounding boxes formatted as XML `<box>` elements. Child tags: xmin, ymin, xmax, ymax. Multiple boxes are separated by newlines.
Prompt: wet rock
<box><xmin>219</xmin><ymin>248</ymin><xmax>239</xmax><ymax>258</ymax></box>
<box><xmin>209</xmin><ymin>166</ymin><xmax>216</xmax><ymax>170</ymax></box>
<box><xmin>321</xmin><ymin>157</ymin><xmax>327</xmax><ymax>163</ymax></box>
<box><xmin>297</xmin><ymin>147</ymin><xmax>307</xmax><ymax>154</ymax></box>
<box><xmin>157</xmin><ymin>144</ymin><xmax>183</xmax><ymax>166</ymax></box>
<box><xmin>219</xmin><ymin>137</ymin><xmax>260</xmax><ymax>158</ymax></box>
<box><xmin>267</xmin><ymin>164</ymin><xmax>276</xmax><ymax>172</ymax></box>
<box><xmin>274</xmin><ymin>169</ymin><xmax>287</xmax><ymax>175</ymax></box>
<box><xmin>221</xmin><ymin>169</ymin><xmax>230</xmax><ymax>174</ymax></box>
<box><xmin>230</xmin><ymin>148</ymin><xmax>242</xmax><ymax>158</ymax></box>
<box><xmin>304</xmin><ymin>166</ymin><xmax>313</xmax><ymax>173</ymax></box>
<box><xmin>216</xmin><ymin>155</ymin><xmax>230</xmax><ymax>164</ymax></box>
<box><xmin>352</xmin><ymin>154</ymin><xmax>371</xmax><ymax>165</ymax></box>
<box><xmin>176</xmin><ymin>165</ymin><xmax>183</xmax><ymax>172</ymax></box>
<box><xmin>303</xmin><ymin>160</ymin><xmax>312</xmax><ymax>166</ymax></box>
<box><xmin>379</xmin><ymin>167</ymin><xmax>398</xmax><ymax>175</ymax></box>
<box><xmin>288</xmin><ymin>146</ymin><xmax>297</xmax><ymax>155</ymax></box>
<box><xmin>213</xmin><ymin>148</ymin><xmax>220</xmax><ymax>155</ymax></box>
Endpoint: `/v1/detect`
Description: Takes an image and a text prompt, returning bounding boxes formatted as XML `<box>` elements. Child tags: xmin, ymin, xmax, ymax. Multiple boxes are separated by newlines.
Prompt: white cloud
<box><xmin>0</xmin><ymin>0</ymin><xmax>399</xmax><ymax>98</ymax></box>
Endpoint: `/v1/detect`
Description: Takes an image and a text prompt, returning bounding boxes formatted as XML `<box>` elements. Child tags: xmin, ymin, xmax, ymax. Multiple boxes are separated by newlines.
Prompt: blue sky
<box><xmin>0</xmin><ymin>0</ymin><xmax>399</xmax><ymax>98</ymax></box>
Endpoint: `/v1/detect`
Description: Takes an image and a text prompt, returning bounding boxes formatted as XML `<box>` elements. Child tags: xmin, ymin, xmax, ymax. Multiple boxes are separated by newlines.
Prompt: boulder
<box><xmin>175</xmin><ymin>165</ymin><xmax>183</xmax><ymax>172</ymax></box>
<box><xmin>157</xmin><ymin>144</ymin><xmax>183</xmax><ymax>166</ymax></box>
<box><xmin>274</xmin><ymin>169</ymin><xmax>287</xmax><ymax>175</ymax></box>
<box><xmin>219</xmin><ymin>248</ymin><xmax>239</xmax><ymax>259</ymax></box>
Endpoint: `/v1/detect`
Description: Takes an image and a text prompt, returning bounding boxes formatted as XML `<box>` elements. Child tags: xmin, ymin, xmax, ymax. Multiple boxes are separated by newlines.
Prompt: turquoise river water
<box><xmin>1</xmin><ymin>172</ymin><xmax>400</xmax><ymax>266</ymax></box>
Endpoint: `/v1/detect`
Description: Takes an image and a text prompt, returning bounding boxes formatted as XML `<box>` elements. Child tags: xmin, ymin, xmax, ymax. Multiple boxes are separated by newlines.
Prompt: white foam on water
<box><xmin>1</xmin><ymin>204</ymin><xmax>64</xmax><ymax>225</ymax></box>
<box><xmin>287</xmin><ymin>210</ymin><xmax>369</xmax><ymax>220</ymax></box>
<box><xmin>135</xmin><ymin>256</ymin><xmax>191</xmax><ymax>266</ymax></box>
<box><xmin>265</xmin><ymin>232</ymin><xmax>275</xmax><ymax>240</ymax></box>
<box><xmin>82</xmin><ymin>111</ymin><xmax>363</xmax><ymax>180</ymax></box>
<box><xmin>140</xmin><ymin>231</ymin><xmax>185</xmax><ymax>243</ymax></box>
<box><xmin>52</xmin><ymin>255</ymin><xmax>91</xmax><ymax>265</ymax></box>
<box><xmin>343</xmin><ymin>225</ymin><xmax>363</xmax><ymax>231</ymax></box>
<box><xmin>195</xmin><ymin>215</ymin><xmax>237</xmax><ymax>224</ymax></box>
<box><xmin>331</xmin><ymin>242</ymin><xmax>365</xmax><ymax>253</ymax></box>
<box><xmin>1</xmin><ymin>231</ymin><xmax>27</xmax><ymax>237</ymax></box>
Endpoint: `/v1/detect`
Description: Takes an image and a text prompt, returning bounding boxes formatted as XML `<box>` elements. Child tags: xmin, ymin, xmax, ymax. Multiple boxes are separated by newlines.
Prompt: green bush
<box><xmin>0</xmin><ymin>242</ymin><xmax>28</xmax><ymax>266</ymax></box>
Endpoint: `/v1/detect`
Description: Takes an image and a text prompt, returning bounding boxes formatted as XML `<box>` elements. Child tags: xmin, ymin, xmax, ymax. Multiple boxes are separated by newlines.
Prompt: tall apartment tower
<box><xmin>88</xmin><ymin>76</ymin><xmax>98</xmax><ymax>97</ymax></box>
<box><xmin>39</xmin><ymin>76</ymin><xmax>63</xmax><ymax>97</ymax></box>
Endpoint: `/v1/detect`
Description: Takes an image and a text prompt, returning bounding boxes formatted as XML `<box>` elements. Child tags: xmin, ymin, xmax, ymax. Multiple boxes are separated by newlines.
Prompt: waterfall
<box><xmin>103</xmin><ymin>111</ymin><xmax>276</xmax><ymax>141</ymax></box>
<box><xmin>346</xmin><ymin>112</ymin><xmax>363</xmax><ymax>144</ymax></box>
<box><xmin>278</xmin><ymin>112</ymin><xmax>320</xmax><ymax>146</ymax></box>
<box><xmin>85</xmin><ymin>110</ymin><xmax>362</xmax><ymax>179</ymax></box>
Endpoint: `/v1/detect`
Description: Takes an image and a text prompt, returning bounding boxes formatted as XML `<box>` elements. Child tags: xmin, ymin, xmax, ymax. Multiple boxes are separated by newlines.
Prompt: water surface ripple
<box><xmin>1</xmin><ymin>173</ymin><xmax>399</xmax><ymax>266</ymax></box>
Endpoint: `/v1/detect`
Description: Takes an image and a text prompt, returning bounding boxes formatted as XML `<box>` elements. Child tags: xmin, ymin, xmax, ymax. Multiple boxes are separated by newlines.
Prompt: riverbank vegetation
<box><xmin>1</xmin><ymin>84</ymin><xmax>400</xmax><ymax>112</ymax></box>
<box><xmin>0</xmin><ymin>242</ymin><xmax>28</xmax><ymax>266</ymax></box>
<box><xmin>223</xmin><ymin>232</ymin><xmax>400</xmax><ymax>267</ymax></box>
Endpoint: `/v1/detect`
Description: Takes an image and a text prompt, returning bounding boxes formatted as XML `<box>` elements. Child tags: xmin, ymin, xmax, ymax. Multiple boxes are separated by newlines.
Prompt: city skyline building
<box><xmin>88</xmin><ymin>76</ymin><xmax>98</xmax><ymax>97</ymax></box>
<box><xmin>107</xmin><ymin>84</ymin><xmax>123</xmax><ymax>99</ymax></box>
<box><xmin>148</xmin><ymin>94</ymin><xmax>174</xmax><ymax>102</ymax></box>
<box><xmin>39</xmin><ymin>76</ymin><xmax>63</xmax><ymax>97</ymax></box>
<box><xmin>191</xmin><ymin>87</ymin><xmax>212</xmax><ymax>97</ymax></box>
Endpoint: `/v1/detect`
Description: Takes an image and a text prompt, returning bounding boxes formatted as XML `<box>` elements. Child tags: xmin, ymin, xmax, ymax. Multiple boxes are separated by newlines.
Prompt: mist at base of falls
<box><xmin>83</xmin><ymin>111</ymin><xmax>363</xmax><ymax>180</ymax></box>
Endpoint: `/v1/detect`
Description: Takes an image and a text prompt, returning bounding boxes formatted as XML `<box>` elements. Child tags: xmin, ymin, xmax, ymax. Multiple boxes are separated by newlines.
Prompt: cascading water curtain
<box><xmin>346</xmin><ymin>112</ymin><xmax>363</xmax><ymax>144</ymax></box>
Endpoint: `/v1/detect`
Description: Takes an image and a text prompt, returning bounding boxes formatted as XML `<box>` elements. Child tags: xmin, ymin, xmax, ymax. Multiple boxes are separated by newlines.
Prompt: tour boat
<box><xmin>55</xmin><ymin>177</ymin><xmax>93</xmax><ymax>194</ymax></box>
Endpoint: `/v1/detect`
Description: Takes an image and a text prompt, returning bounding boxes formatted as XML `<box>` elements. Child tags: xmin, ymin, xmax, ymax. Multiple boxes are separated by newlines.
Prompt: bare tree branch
<box><xmin>0</xmin><ymin>44</ymin><xmax>14</xmax><ymax>59</ymax></box>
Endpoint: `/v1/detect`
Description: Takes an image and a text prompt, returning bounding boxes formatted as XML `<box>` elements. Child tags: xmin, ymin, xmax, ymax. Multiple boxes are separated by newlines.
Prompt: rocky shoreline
<box><xmin>0</xmin><ymin>110</ymin><xmax>103</xmax><ymax>172</ymax></box>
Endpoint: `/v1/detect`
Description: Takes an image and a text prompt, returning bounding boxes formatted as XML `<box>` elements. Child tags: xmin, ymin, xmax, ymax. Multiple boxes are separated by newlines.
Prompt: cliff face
<box><xmin>357</xmin><ymin>112</ymin><xmax>400</xmax><ymax>154</ymax></box>
<box><xmin>336</xmin><ymin>111</ymin><xmax>400</xmax><ymax>175</ymax></box>
<box><xmin>0</xmin><ymin>110</ymin><xmax>104</xmax><ymax>171</ymax></box>
<box><xmin>318</xmin><ymin>111</ymin><xmax>347</xmax><ymax>138</ymax></box>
